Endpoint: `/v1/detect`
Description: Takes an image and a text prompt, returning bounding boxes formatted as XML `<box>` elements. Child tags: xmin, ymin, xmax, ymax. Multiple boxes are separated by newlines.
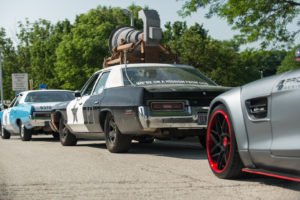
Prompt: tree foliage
<box><xmin>0</xmin><ymin>28</ymin><xmax>19</xmax><ymax>99</ymax></box>
<box><xmin>277</xmin><ymin>46</ymin><xmax>300</xmax><ymax>73</ymax></box>
<box><xmin>179</xmin><ymin>0</ymin><xmax>300</xmax><ymax>48</ymax></box>
<box><xmin>55</xmin><ymin>6</ymin><xmax>143</xmax><ymax>90</ymax></box>
<box><xmin>17</xmin><ymin>19</ymin><xmax>72</xmax><ymax>89</ymax></box>
<box><xmin>162</xmin><ymin>21</ymin><xmax>265</xmax><ymax>86</ymax></box>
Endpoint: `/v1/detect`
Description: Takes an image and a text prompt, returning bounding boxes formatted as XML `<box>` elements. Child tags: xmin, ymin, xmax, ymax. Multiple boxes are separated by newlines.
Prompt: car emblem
<box><xmin>72</xmin><ymin>107</ymin><xmax>78</xmax><ymax>122</ymax></box>
<box><xmin>40</xmin><ymin>106</ymin><xmax>52</xmax><ymax>110</ymax></box>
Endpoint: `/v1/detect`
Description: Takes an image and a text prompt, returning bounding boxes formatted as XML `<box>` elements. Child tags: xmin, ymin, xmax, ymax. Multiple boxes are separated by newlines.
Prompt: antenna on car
<box><xmin>124</xmin><ymin>50</ymin><xmax>136</xmax><ymax>86</ymax></box>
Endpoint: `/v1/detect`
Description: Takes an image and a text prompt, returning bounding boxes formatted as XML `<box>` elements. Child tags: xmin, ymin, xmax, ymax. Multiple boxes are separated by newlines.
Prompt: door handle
<box><xmin>94</xmin><ymin>101</ymin><xmax>99</xmax><ymax>104</ymax></box>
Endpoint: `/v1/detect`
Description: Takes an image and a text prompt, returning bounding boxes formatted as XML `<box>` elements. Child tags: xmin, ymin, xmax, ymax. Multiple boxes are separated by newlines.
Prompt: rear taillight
<box><xmin>151</xmin><ymin>102</ymin><xmax>184</xmax><ymax>111</ymax></box>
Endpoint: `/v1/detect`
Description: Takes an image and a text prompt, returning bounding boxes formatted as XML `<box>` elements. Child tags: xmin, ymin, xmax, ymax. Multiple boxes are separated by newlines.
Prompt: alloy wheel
<box><xmin>207</xmin><ymin>110</ymin><xmax>232</xmax><ymax>173</ymax></box>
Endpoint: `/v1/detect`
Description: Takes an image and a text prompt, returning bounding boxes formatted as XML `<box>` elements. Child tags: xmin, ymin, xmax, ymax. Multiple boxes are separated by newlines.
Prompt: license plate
<box><xmin>198</xmin><ymin>112</ymin><xmax>208</xmax><ymax>125</ymax></box>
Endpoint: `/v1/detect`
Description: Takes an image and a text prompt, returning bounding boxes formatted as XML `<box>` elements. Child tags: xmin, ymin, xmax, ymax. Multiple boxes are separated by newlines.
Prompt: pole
<box><xmin>0</xmin><ymin>49</ymin><xmax>3</xmax><ymax>104</ymax></box>
<box><xmin>130</xmin><ymin>10</ymin><xmax>134</xmax><ymax>27</ymax></box>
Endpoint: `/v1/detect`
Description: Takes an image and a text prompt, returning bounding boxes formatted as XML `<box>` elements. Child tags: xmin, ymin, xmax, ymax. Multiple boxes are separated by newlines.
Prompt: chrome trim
<box><xmin>29</xmin><ymin>114</ymin><xmax>50</xmax><ymax>127</ymax></box>
<box><xmin>138</xmin><ymin>106</ymin><xmax>209</xmax><ymax>129</ymax></box>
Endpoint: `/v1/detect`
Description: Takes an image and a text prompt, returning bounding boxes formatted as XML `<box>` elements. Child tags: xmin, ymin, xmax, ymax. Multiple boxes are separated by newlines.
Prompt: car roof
<box><xmin>93</xmin><ymin>63</ymin><xmax>195</xmax><ymax>75</ymax></box>
<box><xmin>19</xmin><ymin>89</ymin><xmax>73</xmax><ymax>96</ymax></box>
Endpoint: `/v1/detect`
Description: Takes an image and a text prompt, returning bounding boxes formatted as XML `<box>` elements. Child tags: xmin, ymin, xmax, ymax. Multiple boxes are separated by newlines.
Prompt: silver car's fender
<box><xmin>208</xmin><ymin>87</ymin><xmax>255</xmax><ymax>168</ymax></box>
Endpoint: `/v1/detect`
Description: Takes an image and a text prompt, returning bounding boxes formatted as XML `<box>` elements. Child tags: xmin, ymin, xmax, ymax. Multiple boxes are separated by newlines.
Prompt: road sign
<box><xmin>12</xmin><ymin>73</ymin><xmax>28</xmax><ymax>91</ymax></box>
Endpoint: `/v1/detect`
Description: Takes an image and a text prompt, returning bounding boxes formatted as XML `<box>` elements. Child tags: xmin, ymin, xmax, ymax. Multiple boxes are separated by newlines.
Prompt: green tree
<box><xmin>277</xmin><ymin>46</ymin><xmax>300</xmax><ymax>73</ymax></box>
<box><xmin>0</xmin><ymin>28</ymin><xmax>20</xmax><ymax>100</ymax></box>
<box><xmin>17</xmin><ymin>19</ymin><xmax>72</xmax><ymax>89</ymax></box>
<box><xmin>179</xmin><ymin>0</ymin><xmax>300</xmax><ymax>47</ymax></box>
<box><xmin>55</xmin><ymin>6</ymin><xmax>143</xmax><ymax>90</ymax></box>
<box><xmin>162</xmin><ymin>21</ymin><xmax>246</xmax><ymax>86</ymax></box>
<box><xmin>162</xmin><ymin>21</ymin><xmax>287</xmax><ymax>86</ymax></box>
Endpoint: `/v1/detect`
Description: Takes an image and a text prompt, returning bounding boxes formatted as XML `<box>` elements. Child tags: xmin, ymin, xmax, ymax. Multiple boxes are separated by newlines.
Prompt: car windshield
<box><xmin>122</xmin><ymin>66</ymin><xmax>216</xmax><ymax>86</ymax></box>
<box><xmin>24</xmin><ymin>91</ymin><xmax>74</xmax><ymax>103</ymax></box>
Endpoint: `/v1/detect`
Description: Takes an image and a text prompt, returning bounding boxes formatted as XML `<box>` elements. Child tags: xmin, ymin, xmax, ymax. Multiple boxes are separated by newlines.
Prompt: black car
<box><xmin>50</xmin><ymin>63</ymin><xmax>229</xmax><ymax>153</ymax></box>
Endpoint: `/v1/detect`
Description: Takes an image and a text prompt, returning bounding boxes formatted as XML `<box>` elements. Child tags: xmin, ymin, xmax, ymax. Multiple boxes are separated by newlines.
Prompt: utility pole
<box><xmin>0</xmin><ymin>49</ymin><xmax>3</xmax><ymax>104</ymax></box>
<box><xmin>123</xmin><ymin>9</ymin><xmax>134</xmax><ymax>27</ymax></box>
<box><xmin>130</xmin><ymin>10</ymin><xmax>134</xmax><ymax>27</ymax></box>
<box><xmin>260</xmin><ymin>70</ymin><xmax>263</xmax><ymax>79</ymax></box>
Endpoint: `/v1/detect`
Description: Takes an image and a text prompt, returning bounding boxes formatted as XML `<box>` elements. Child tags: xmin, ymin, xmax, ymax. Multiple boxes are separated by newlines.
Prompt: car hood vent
<box><xmin>245</xmin><ymin>97</ymin><xmax>268</xmax><ymax>119</ymax></box>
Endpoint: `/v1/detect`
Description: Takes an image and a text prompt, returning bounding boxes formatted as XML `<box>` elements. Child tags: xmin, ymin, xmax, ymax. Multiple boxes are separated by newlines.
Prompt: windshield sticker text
<box><xmin>135</xmin><ymin>80</ymin><xmax>208</xmax><ymax>86</ymax></box>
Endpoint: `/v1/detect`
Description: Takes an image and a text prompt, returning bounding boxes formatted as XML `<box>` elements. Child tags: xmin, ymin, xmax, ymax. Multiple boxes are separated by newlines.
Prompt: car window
<box><xmin>81</xmin><ymin>74</ymin><xmax>99</xmax><ymax>96</ymax></box>
<box><xmin>122</xmin><ymin>66</ymin><xmax>216</xmax><ymax>86</ymax></box>
<box><xmin>9</xmin><ymin>97</ymin><xmax>17</xmax><ymax>108</ymax></box>
<box><xmin>13</xmin><ymin>95</ymin><xmax>23</xmax><ymax>107</ymax></box>
<box><xmin>24</xmin><ymin>91</ymin><xmax>75</xmax><ymax>103</ymax></box>
<box><xmin>92</xmin><ymin>72</ymin><xmax>110</xmax><ymax>95</ymax></box>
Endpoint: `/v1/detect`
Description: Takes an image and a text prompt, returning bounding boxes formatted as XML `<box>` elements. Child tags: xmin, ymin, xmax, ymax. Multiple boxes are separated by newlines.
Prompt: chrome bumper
<box><xmin>138</xmin><ymin>106</ymin><xmax>208</xmax><ymax>129</ymax></box>
<box><xmin>29</xmin><ymin>115</ymin><xmax>50</xmax><ymax>127</ymax></box>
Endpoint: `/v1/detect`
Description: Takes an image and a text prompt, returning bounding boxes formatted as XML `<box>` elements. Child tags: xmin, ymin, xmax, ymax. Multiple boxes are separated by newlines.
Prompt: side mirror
<box><xmin>74</xmin><ymin>91</ymin><xmax>81</xmax><ymax>98</ymax></box>
<box><xmin>0</xmin><ymin>104</ymin><xmax>7</xmax><ymax>110</ymax></box>
<box><xmin>295</xmin><ymin>46</ymin><xmax>300</xmax><ymax>62</ymax></box>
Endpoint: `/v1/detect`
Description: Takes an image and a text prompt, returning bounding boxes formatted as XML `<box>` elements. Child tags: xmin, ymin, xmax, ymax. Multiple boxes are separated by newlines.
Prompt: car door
<box><xmin>270</xmin><ymin>69</ymin><xmax>300</xmax><ymax>157</ymax></box>
<box><xmin>66</xmin><ymin>73</ymin><xmax>99</xmax><ymax>133</ymax></box>
<box><xmin>83</xmin><ymin>71</ymin><xmax>110</xmax><ymax>133</ymax></box>
<box><xmin>3</xmin><ymin>95</ymin><xmax>22</xmax><ymax>133</ymax></box>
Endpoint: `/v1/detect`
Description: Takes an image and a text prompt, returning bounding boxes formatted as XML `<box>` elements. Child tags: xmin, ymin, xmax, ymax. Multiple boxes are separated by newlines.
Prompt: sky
<box><xmin>0</xmin><ymin>0</ymin><xmax>299</xmax><ymax>49</ymax></box>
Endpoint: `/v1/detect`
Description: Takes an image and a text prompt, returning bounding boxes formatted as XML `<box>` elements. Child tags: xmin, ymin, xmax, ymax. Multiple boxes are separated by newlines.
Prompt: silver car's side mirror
<box><xmin>295</xmin><ymin>46</ymin><xmax>300</xmax><ymax>62</ymax></box>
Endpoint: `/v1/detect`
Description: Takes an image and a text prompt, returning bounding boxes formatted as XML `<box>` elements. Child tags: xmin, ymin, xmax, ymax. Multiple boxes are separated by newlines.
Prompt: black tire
<box><xmin>0</xmin><ymin>123</ymin><xmax>10</xmax><ymax>139</ymax></box>
<box><xmin>104</xmin><ymin>113</ymin><xmax>131</xmax><ymax>153</ymax></box>
<box><xmin>52</xmin><ymin>132</ymin><xmax>59</xmax><ymax>140</ymax></box>
<box><xmin>59</xmin><ymin>116</ymin><xmax>77</xmax><ymax>146</ymax></box>
<box><xmin>206</xmin><ymin>105</ymin><xmax>243</xmax><ymax>179</ymax></box>
<box><xmin>19</xmin><ymin>123</ymin><xmax>32</xmax><ymax>141</ymax></box>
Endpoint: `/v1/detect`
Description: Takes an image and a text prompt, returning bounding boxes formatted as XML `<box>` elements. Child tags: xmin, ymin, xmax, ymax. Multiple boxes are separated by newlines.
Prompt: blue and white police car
<box><xmin>0</xmin><ymin>90</ymin><xmax>74</xmax><ymax>141</ymax></box>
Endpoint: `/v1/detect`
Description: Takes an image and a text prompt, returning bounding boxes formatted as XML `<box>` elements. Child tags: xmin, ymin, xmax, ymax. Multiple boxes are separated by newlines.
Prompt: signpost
<box><xmin>12</xmin><ymin>73</ymin><xmax>28</xmax><ymax>91</ymax></box>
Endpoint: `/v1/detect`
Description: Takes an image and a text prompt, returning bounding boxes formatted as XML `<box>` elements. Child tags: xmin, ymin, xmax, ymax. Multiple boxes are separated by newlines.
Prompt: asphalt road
<box><xmin>0</xmin><ymin>135</ymin><xmax>300</xmax><ymax>200</ymax></box>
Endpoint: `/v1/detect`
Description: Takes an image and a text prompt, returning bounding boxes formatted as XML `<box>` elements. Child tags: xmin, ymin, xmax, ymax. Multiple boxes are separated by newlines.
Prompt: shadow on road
<box><xmin>31</xmin><ymin>137</ymin><xmax>59</xmax><ymax>142</ymax></box>
<box><xmin>130</xmin><ymin>140</ymin><xmax>206</xmax><ymax>160</ymax></box>
<box><xmin>77</xmin><ymin>139</ymin><xmax>207</xmax><ymax>160</ymax></box>
<box><xmin>9</xmin><ymin>136</ymin><xmax>59</xmax><ymax>142</ymax></box>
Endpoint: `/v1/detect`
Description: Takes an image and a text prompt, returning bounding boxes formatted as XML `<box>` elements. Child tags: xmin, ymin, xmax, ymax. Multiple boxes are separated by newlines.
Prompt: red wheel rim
<box><xmin>206</xmin><ymin>110</ymin><xmax>232</xmax><ymax>173</ymax></box>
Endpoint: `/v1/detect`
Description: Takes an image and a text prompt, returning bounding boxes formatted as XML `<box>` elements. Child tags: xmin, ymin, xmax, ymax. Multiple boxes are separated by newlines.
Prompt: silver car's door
<box><xmin>239</xmin><ymin>74</ymin><xmax>287</xmax><ymax>168</ymax></box>
<box><xmin>66</xmin><ymin>73</ymin><xmax>99</xmax><ymax>133</ymax></box>
<box><xmin>241</xmin><ymin>77</ymin><xmax>275</xmax><ymax>152</ymax></box>
<box><xmin>270</xmin><ymin>69</ymin><xmax>300</xmax><ymax>157</ymax></box>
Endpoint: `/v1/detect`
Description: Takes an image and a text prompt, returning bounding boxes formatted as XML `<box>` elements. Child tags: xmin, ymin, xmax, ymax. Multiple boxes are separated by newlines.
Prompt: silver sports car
<box><xmin>206</xmin><ymin>68</ymin><xmax>300</xmax><ymax>182</ymax></box>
